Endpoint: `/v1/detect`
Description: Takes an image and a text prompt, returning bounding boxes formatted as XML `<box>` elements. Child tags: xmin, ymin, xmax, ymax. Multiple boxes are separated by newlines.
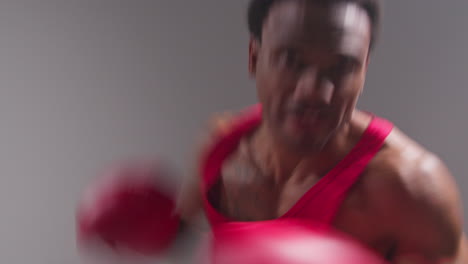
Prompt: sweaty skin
<box><xmin>176</xmin><ymin>1</ymin><xmax>467</xmax><ymax>263</ymax></box>
<box><xmin>178</xmin><ymin>111</ymin><xmax>466</xmax><ymax>263</ymax></box>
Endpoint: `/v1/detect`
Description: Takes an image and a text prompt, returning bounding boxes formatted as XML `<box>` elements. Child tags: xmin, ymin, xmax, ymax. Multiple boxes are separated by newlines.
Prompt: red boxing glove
<box><xmin>76</xmin><ymin>161</ymin><xmax>181</xmax><ymax>256</ymax></box>
<box><xmin>204</xmin><ymin>219</ymin><xmax>388</xmax><ymax>264</ymax></box>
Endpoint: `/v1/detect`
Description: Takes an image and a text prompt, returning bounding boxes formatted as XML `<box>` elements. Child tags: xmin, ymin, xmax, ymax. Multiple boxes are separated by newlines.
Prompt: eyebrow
<box><xmin>272</xmin><ymin>39</ymin><xmax>366</xmax><ymax>60</ymax></box>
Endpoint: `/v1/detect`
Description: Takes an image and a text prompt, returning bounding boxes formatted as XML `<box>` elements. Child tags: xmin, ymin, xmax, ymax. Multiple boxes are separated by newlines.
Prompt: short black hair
<box><xmin>247</xmin><ymin>0</ymin><xmax>381</xmax><ymax>49</ymax></box>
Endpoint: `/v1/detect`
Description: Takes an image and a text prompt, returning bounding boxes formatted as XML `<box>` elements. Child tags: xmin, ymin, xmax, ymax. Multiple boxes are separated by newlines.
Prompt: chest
<box><xmin>209</xmin><ymin>160</ymin><xmax>395</xmax><ymax>257</ymax></box>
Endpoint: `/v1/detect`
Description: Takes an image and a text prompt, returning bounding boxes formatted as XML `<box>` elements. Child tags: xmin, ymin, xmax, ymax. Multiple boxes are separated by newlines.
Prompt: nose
<box><xmin>294</xmin><ymin>68</ymin><xmax>334</xmax><ymax>106</ymax></box>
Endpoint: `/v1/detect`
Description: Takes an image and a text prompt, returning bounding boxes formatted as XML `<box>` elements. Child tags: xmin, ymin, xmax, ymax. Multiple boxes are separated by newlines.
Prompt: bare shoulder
<box><xmin>367</xmin><ymin>126</ymin><xmax>461</xmax><ymax>218</ymax></box>
<box><xmin>194</xmin><ymin>110</ymin><xmax>240</xmax><ymax>166</ymax></box>
<box><xmin>364</xmin><ymin>125</ymin><xmax>464</xmax><ymax>262</ymax></box>
<box><xmin>175</xmin><ymin>110</ymin><xmax>239</xmax><ymax>223</ymax></box>
<box><xmin>366</xmin><ymin>126</ymin><xmax>454</xmax><ymax>199</ymax></box>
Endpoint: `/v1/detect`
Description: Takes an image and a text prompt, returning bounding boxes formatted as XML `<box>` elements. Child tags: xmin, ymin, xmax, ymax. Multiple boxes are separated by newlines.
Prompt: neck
<box><xmin>250</xmin><ymin>118</ymin><xmax>355</xmax><ymax>184</ymax></box>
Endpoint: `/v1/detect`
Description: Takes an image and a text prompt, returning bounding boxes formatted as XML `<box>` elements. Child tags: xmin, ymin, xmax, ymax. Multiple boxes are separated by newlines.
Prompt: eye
<box><xmin>327</xmin><ymin>56</ymin><xmax>360</xmax><ymax>79</ymax></box>
<box><xmin>277</xmin><ymin>49</ymin><xmax>306</xmax><ymax>72</ymax></box>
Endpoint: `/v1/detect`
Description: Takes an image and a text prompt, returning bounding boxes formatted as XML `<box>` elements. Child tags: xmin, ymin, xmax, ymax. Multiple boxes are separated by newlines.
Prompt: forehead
<box><xmin>262</xmin><ymin>1</ymin><xmax>371</xmax><ymax>55</ymax></box>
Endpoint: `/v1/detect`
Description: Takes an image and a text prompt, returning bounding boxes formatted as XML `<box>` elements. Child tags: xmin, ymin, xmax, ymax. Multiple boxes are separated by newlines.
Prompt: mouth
<box><xmin>286</xmin><ymin>109</ymin><xmax>324</xmax><ymax>131</ymax></box>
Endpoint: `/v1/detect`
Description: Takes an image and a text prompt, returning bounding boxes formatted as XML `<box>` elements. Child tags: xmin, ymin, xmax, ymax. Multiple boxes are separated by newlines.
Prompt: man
<box><xmin>177</xmin><ymin>0</ymin><xmax>467</xmax><ymax>263</ymax></box>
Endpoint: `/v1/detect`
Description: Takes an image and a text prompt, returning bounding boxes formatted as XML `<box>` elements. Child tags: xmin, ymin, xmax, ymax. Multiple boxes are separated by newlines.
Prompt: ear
<box><xmin>248</xmin><ymin>36</ymin><xmax>260</xmax><ymax>77</ymax></box>
<box><xmin>360</xmin><ymin>52</ymin><xmax>371</xmax><ymax>95</ymax></box>
<box><xmin>365</xmin><ymin>53</ymin><xmax>371</xmax><ymax>69</ymax></box>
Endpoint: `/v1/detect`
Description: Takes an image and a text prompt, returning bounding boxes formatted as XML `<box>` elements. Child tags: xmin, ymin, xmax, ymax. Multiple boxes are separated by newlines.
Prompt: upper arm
<box><xmin>390</xmin><ymin>153</ymin><xmax>465</xmax><ymax>263</ymax></box>
<box><xmin>175</xmin><ymin>112</ymin><xmax>236</xmax><ymax>223</ymax></box>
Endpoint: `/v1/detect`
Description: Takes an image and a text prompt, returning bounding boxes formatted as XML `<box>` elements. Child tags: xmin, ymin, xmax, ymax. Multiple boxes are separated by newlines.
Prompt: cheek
<box><xmin>335</xmin><ymin>74</ymin><xmax>364</xmax><ymax>103</ymax></box>
<box><xmin>255</xmin><ymin>58</ymin><xmax>272</xmax><ymax>101</ymax></box>
<box><xmin>331</xmin><ymin>79</ymin><xmax>362</xmax><ymax>119</ymax></box>
<box><xmin>334</xmin><ymin>90</ymin><xmax>359</xmax><ymax>115</ymax></box>
<box><xmin>257</xmin><ymin>72</ymin><xmax>295</xmax><ymax>112</ymax></box>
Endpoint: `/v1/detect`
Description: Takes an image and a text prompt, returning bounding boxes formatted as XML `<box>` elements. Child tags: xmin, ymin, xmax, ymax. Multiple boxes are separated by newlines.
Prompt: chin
<box><xmin>270</xmin><ymin>120</ymin><xmax>336</xmax><ymax>153</ymax></box>
<box><xmin>282</xmin><ymin>134</ymin><xmax>330</xmax><ymax>154</ymax></box>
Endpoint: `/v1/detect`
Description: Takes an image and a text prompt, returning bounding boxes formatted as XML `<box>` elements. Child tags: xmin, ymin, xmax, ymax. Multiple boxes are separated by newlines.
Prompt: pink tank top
<box><xmin>200</xmin><ymin>104</ymin><xmax>393</xmax><ymax>229</ymax></box>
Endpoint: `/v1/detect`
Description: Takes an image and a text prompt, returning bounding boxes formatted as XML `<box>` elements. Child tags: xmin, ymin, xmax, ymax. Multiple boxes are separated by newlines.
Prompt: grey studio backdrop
<box><xmin>0</xmin><ymin>1</ymin><xmax>465</xmax><ymax>264</ymax></box>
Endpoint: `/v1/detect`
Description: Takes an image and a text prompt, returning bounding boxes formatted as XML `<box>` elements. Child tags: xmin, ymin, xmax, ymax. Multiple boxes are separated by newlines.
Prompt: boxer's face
<box><xmin>249</xmin><ymin>1</ymin><xmax>371</xmax><ymax>152</ymax></box>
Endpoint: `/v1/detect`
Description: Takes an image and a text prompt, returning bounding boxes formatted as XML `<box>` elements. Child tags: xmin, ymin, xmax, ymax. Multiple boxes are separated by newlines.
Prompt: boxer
<box><xmin>177</xmin><ymin>0</ymin><xmax>467</xmax><ymax>263</ymax></box>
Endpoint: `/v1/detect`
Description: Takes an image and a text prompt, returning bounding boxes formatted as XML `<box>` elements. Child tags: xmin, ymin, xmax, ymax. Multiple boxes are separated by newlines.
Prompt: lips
<box><xmin>284</xmin><ymin>109</ymin><xmax>324</xmax><ymax>132</ymax></box>
<box><xmin>293</xmin><ymin>112</ymin><xmax>320</xmax><ymax>126</ymax></box>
